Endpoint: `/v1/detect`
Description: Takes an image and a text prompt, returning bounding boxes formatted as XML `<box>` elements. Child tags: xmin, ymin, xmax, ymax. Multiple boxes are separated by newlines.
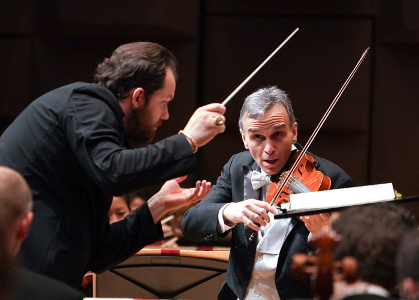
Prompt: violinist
<box><xmin>182</xmin><ymin>86</ymin><xmax>354</xmax><ymax>300</ymax></box>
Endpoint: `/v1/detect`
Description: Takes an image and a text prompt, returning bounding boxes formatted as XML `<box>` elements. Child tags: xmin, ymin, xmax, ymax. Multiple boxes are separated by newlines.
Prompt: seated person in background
<box><xmin>396</xmin><ymin>229</ymin><xmax>419</xmax><ymax>300</ymax></box>
<box><xmin>0</xmin><ymin>166</ymin><xmax>83</xmax><ymax>300</ymax></box>
<box><xmin>330</xmin><ymin>203</ymin><xmax>416</xmax><ymax>300</ymax></box>
<box><xmin>108</xmin><ymin>195</ymin><xmax>131</xmax><ymax>224</ymax></box>
<box><xmin>127</xmin><ymin>189</ymin><xmax>152</xmax><ymax>211</ymax></box>
<box><xmin>182</xmin><ymin>86</ymin><xmax>354</xmax><ymax>300</ymax></box>
<box><xmin>109</xmin><ymin>188</ymin><xmax>174</xmax><ymax>241</ymax></box>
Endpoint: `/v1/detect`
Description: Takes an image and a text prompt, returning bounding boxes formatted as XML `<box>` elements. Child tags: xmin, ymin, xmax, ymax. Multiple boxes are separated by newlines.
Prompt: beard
<box><xmin>125</xmin><ymin>106</ymin><xmax>159</xmax><ymax>148</ymax></box>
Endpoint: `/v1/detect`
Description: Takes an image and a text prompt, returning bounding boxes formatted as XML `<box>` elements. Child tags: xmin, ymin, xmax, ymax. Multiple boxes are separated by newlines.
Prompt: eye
<box><xmin>251</xmin><ymin>134</ymin><xmax>265</xmax><ymax>141</ymax></box>
<box><xmin>273</xmin><ymin>131</ymin><xmax>282</xmax><ymax>137</ymax></box>
<box><xmin>117</xmin><ymin>210</ymin><xmax>127</xmax><ymax>217</ymax></box>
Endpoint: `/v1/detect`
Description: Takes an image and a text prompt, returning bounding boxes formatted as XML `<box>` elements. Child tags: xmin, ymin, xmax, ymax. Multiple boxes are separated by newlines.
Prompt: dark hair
<box><xmin>332</xmin><ymin>203</ymin><xmax>416</xmax><ymax>291</ymax></box>
<box><xmin>396</xmin><ymin>229</ymin><xmax>419</xmax><ymax>282</ymax></box>
<box><xmin>93</xmin><ymin>42</ymin><xmax>178</xmax><ymax>99</ymax></box>
<box><xmin>127</xmin><ymin>188</ymin><xmax>152</xmax><ymax>202</ymax></box>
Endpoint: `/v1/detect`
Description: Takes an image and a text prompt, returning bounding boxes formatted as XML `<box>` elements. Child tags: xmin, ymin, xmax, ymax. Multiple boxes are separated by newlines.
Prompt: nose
<box><xmin>263</xmin><ymin>139</ymin><xmax>276</xmax><ymax>155</ymax></box>
<box><xmin>109</xmin><ymin>215</ymin><xmax>117</xmax><ymax>225</ymax></box>
<box><xmin>161</xmin><ymin>106</ymin><xmax>169</xmax><ymax>120</ymax></box>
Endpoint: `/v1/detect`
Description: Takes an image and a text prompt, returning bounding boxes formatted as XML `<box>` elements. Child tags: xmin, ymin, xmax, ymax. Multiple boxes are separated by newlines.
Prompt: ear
<box><xmin>292</xmin><ymin>122</ymin><xmax>298</xmax><ymax>144</ymax></box>
<box><xmin>240</xmin><ymin>129</ymin><xmax>249</xmax><ymax>149</ymax></box>
<box><xmin>17</xmin><ymin>211</ymin><xmax>33</xmax><ymax>241</ymax></box>
<box><xmin>131</xmin><ymin>87</ymin><xmax>146</xmax><ymax>109</ymax></box>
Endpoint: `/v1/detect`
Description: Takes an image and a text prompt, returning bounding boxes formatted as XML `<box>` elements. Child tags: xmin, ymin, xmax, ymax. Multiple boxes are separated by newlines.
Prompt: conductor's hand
<box><xmin>148</xmin><ymin>176</ymin><xmax>211</xmax><ymax>223</ymax></box>
<box><xmin>223</xmin><ymin>199</ymin><xmax>277</xmax><ymax>232</ymax></box>
<box><xmin>182</xmin><ymin>103</ymin><xmax>226</xmax><ymax>147</ymax></box>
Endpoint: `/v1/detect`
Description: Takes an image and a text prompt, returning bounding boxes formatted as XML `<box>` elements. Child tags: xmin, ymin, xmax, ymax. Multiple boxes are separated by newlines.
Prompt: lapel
<box><xmin>242</xmin><ymin>161</ymin><xmax>262</xmax><ymax>258</ymax></box>
<box><xmin>242</xmin><ymin>162</ymin><xmax>260</xmax><ymax>201</ymax></box>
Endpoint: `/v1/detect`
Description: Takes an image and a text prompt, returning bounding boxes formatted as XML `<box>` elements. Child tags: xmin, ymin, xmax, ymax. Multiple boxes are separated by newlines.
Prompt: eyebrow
<box><xmin>247</xmin><ymin>124</ymin><xmax>285</xmax><ymax>133</ymax></box>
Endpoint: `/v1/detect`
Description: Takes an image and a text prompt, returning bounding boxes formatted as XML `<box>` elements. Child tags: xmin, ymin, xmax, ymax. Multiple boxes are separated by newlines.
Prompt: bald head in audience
<box><xmin>0</xmin><ymin>166</ymin><xmax>33</xmax><ymax>257</ymax></box>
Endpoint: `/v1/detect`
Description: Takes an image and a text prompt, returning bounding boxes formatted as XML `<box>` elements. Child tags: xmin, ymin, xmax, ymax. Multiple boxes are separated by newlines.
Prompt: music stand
<box><xmin>94</xmin><ymin>247</ymin><xmax>229</xmax><ymax>299</ymax></box>
<box><xmin>275</xmin><ymin>195</ymin><xmax>419</xmax><ymax>219</ymax></box>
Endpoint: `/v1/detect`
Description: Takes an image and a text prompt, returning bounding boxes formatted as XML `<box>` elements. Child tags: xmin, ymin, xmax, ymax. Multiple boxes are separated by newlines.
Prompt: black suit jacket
<box><xmin>341</xmin><ymin>295</ymin><xmax>398</xmax><ymax>300</ymax></box>
<box><xmin>0</xmin><ymin>83</ymin><xmax>199</xmax><ymax>288</ymax></box>
<box><xmin>182</xmin><ymin>149</ymin><xmax>354</xmax><ymax>300</ymax></box>
<box><xmin>11</xmin><ymin>267</ymin><xmax>84</xmax><ymax>300</ymax></box>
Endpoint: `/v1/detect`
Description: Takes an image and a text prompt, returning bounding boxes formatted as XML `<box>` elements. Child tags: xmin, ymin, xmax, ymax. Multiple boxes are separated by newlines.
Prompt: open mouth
<box><xmin>264</xmin><ymin>159</ymin><xmax>278</xmax><ymax>166</ymax></box>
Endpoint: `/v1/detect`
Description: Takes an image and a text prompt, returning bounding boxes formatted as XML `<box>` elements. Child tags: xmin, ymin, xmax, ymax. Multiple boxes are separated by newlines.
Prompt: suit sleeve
<box><xmin>182</xmin><ymin>155</ymin><xmax>237</xmax><ymax>242</ymax></box>
<box><xmin>63</xmin><ymin>87</ymin><xmax>198</xmax><ymax>195</ymax></box>
<box><xmin>86</xmin><ymin>202</ymin><xmax>163</xmax><ymax>273</ymax></box>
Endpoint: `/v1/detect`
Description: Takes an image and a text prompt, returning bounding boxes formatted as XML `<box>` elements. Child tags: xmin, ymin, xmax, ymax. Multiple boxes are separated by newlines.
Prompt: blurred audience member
<box><xmin>0</xmin><ymin>166</ymin><xmax>83</xmax><ymax>300</ymax></box>
<box><xmin>108</xmin><ymin>195</ymin><xmax>131</xmax><ymax>224</ymax></box>
<box><xmin>127</xmin><ymin>189</ymin><xmax>152</xmax><ymax>211</ymax></box>
<box><xmin>396</xmin><ymin>229</ymin><xmax>419</xmax><ymax>300</ymax></box>
<box><xmin>330</xmin><ymin>203</ymin><xmax>416</xmax><ymax>300</ymax></box>
<box><xmin>124</xmin><ymin>188</ymin><xmax>178</xmax><ymax>246</ymax></box>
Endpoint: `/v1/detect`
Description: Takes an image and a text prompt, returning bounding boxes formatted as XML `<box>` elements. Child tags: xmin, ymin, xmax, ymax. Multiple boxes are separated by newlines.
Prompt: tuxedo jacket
<box><xmin>341</xmin><ymin>294</ymin><xmax>398</xmax><ymax>300</ymax></box>
<box><xmin>182</xmin><ymin>148</ymin><xmax>354</xmax><ymax>300</ymax></box>
<box><xmin>0</xmin><ymin>83</ymin><xmax>199</xmax><ymax>288</ymax></box>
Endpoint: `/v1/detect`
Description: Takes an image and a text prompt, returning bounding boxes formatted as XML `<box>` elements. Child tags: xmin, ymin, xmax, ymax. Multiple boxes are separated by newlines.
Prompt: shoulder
<box><xmin>220</xmin><ymin>151</ymin><xmax>255</xmax><ymax>176</ymax></box>
<box><xmin>32</xmin><ymin>82</ymin><xmax>118</xmax><ymax>114</ymax></box>
<box><xmin>309</xmin><ymin>152</ymin><xmax>355</xmax><ymax>189</ymax></box>
<box><xmin>63</xmin><ymin>83</ymin><xmax>124</xmax><ymax>126</ymax></box>
<box><xmin>226</xmin><ymin>150</ymin><xmax>254</xmax><ymax>167</ymax></box>
<box><xmin>69</xmin><ymin>83</ymin><xmax>119</xmax><ymax>109</ymax></box>
<box><xmin>341</xmin><ymin>295</ymin><xmax>397</xmax><ymax>300</ymax></box>
<box><xmin>13</xmin><ymin>267</ymin><xmax>83</xmax><ymax>300</ymax></box>
<box><xmin>72</xmin><ymin>82</ymin><xmax>115</xmax><ymax>100</ymax></box>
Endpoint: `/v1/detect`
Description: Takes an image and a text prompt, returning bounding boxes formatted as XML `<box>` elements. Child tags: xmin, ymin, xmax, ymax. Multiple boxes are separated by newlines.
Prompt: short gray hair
<box><xmin>239</xmin><ymin>86</ymin><xmax>295</xmax><ymax>131</ymax></box>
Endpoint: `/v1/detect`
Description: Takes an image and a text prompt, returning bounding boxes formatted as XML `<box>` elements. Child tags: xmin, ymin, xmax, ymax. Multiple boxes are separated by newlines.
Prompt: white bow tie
<box><xmin>251</xmin><ymin>170</ymin><xmax>272</xmax><ymax>190</ymax></box>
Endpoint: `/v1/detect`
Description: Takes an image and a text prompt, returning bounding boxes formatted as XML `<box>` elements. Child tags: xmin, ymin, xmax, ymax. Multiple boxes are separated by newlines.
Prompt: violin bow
<box><xmin>269</xmin><ymin>47</ymin><xmax>370</xmax><ymax>206</ymax></box>
<box><xmin>221</xmin><ymin>28</ymin><xmax>299</xmax><ymax>106</ymax></box>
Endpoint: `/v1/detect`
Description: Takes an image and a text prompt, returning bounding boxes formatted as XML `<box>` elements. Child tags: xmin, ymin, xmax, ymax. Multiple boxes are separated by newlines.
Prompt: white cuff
<box><xmin>217</xmin><ymin>203</ymin><xmax>236</xmax><ymax>233</ymax></box>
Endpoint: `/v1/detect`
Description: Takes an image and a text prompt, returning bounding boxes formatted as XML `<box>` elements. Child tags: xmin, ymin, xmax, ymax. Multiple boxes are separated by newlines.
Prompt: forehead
<box><xmin>150</xmin><ymin>68</ymin><xmax>176</xmax><ymax>100</ymax></box>
<box><xmin>243</xmin><ymin>104</ymin><xmax>290</xmax><ymax>132</ymax></box>
<box><xmin>112</xmin><ymin>197</ymin><xmax>128</xmax><ymax>206</ymax></box>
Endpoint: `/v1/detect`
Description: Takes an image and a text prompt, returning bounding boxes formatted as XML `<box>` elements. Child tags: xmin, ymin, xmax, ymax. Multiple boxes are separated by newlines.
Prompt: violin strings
<box><xmin>289</xmin><ymin>178</ymin><xmax>311</xmax><ymax>194</ymax></box>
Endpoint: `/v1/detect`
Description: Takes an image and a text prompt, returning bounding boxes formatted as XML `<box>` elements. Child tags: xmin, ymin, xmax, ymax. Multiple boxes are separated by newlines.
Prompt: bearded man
<box><xmin>0</xmin><ymin>41</ymin><xmax>225</xmax><ymax>289</ymax></box>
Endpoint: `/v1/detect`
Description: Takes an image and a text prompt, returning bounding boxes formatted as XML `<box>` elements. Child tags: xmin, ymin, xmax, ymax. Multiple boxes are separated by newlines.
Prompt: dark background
<box><xmin>1</xmin><ymin>1</ymin><xmax>418</xmax><ymax>203</ymax></box>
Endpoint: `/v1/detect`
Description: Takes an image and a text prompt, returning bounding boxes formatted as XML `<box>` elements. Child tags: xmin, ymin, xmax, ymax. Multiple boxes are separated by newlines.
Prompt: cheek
<box><xmin>152</xmin><ymin>106</ymin><xmax>163</xmax><ymax>120</ymax></box>
<box><xmin>249</xmin><ymin>146</ymin><xmax>262</xmax><ymax>160</ymax></box>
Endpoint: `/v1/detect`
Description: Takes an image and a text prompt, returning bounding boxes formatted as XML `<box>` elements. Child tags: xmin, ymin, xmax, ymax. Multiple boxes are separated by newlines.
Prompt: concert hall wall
<box><xmin>1</xmin><ymin>1</ymin><xmax>418</xmax><ymax>201</ymax></box>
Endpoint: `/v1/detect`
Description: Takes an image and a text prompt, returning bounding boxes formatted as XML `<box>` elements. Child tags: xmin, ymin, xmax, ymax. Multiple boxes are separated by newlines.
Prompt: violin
<box><xmin>267</xmin><ymin>150</ymin><xmax>331</xmax><ymax>206</ymax></box>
